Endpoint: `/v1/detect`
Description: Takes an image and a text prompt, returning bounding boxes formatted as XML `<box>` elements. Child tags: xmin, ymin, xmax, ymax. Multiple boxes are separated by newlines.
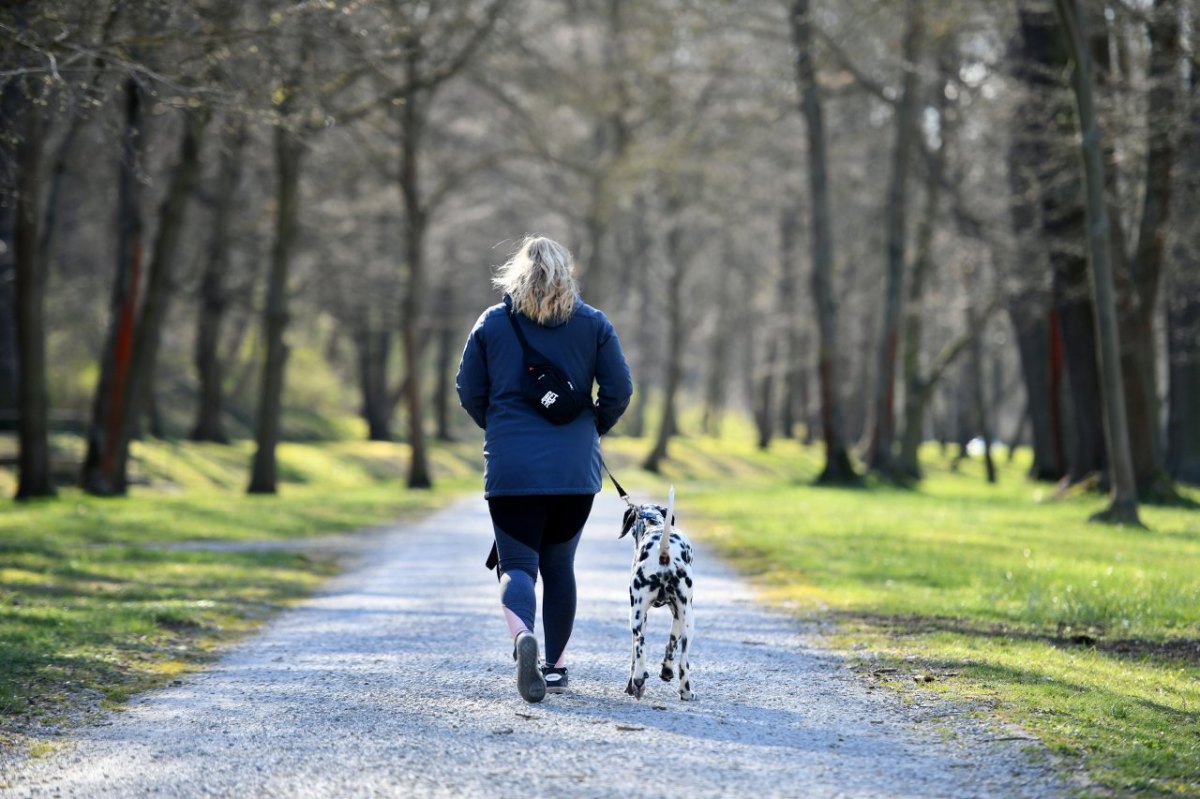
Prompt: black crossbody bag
<box><xmin>506</xmin><ymin>308</ymin><xmax>588</xmax><ymax>426</ymax></box>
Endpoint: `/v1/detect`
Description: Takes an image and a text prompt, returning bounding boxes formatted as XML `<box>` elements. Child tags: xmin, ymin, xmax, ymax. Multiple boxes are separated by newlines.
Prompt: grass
<box><xmin>0</xmin><ymin>435</ymin><xmax>479</xmax><ymax>752</ymax></box>
<box><xmin>601</xmin><ymin>428</ymin><xmax>1200</xmax><ymax>797</ymax></box>
<box><xmin>3</xmin><ymin>414</ymin><xmax>1198</xmax><ymax>795</ymax></box>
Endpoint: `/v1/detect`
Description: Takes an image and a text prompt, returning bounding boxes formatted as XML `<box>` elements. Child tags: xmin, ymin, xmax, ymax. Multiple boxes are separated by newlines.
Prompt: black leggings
<box><xmin>488</xmin><ymin>494</ymin><xmax>595</xmax><ymax>665</ymax></box>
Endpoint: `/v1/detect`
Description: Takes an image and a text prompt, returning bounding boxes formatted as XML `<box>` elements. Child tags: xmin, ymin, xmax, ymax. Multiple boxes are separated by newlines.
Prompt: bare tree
<box><xmin>80</xmin><ymin>76</ymin><xmax>146</xmax><ymax>496</ymax></box>
<box><xmin>191</xmin><ymin>118</ymin><xmax>248</xmax><ymax>444</ymax></box>
<box><xmin>865</xmin><ymin>0</ymin><xmax>924</xmax><ymax>477</ymax></box>
<box><xmin>791</xmin><ymin>0</ymin><xmax>858</xmax><ymax>484</ymax></box>
<box><xmin>1053</xmin><ymin>0</ymin><xmax>1141</xmax><ymax>525</ymax></box>
<box><xmin>248</xmin><ymin>28</ymin><xmax>311</xmax><ymax>494</ymax></box>
<box><xmin>642</xmin><ymin>193</ymin><xmax>687</xmax><ymax>473</ymax></box>
<box><xmin>1166</xmin><ymin>18</ymin><xmax>1200</xmax><ymax>484</ymax></box>
<box><xmin>8</xmin><ymin>72</ymin><xmax>55</xmax><ymax>499</ymax></box>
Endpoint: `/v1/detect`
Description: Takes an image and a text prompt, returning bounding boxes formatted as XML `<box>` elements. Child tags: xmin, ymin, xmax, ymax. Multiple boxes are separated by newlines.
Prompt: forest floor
<box><xmin>0</xmin><ymin>490</ymin><xmax>1069</xmax><ymax>798</ymax></box>
<box><xmin>0</xmin><ymin>428</ymin><xmax>1196</xmax><ymax>796</ymax></box>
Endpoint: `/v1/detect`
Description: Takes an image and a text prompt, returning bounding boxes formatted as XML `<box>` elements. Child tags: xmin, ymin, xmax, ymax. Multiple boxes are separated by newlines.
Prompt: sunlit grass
<box><xmin>0</xmin><ymin>435</ymin><xmax>478</xmax><ymax>746</ymax></box>
<box><xmin>4</xmin><ymin>415</ymin><xmax>1199</xmax><ymax>794</ymax></box>
<box><xmin>604</xmin><ymin>429</ymin><xmax>1200</xmax><ymax>797</ymax></box>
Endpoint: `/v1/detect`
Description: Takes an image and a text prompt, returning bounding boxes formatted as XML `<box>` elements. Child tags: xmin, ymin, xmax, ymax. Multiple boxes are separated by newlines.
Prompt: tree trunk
<box><xmin>433</xmin><ymin>283</ymin><xmax>456</xmax><ymax>443</ymax></box>
<box><xmin>1115</xmin><ymin>0</ymin><xmax>1180</xmax><ymax>499</ymax></box>
<box><xmin>191</xmin><ymin>120</ymin><xmax>247</xmax><ymax>443</ymax></box>
<box><xmin>82</xmin><ymin>78</ymin><xmax>145</xmax><ymax>496</ymax></box>
<box><xmin>792</xmin><ymin>0</ymin><xmax>858</xmax><ymax>484</ymax></box>
<box><xmin>1006</xmin><ymin>16</ymin><xmax>1068</xmax><ymax>482</ymax></box>
<box><xmin>0</xmin><ymin>85</ymin><xmax>18</xmax><ymax>420</ymax></box>
<box><xmin>1054</xmin><ymin>264</ymin><xmax>1107</xmax><ymax>482</ymax></box>
<box><xmin>1054</xmin><ymin>0</ymin><xmax>1142</xmax><ymax>525</ymax></box>
<box><xmin>1166</xmin><ymin>35</ymin><xmax>1200</xmax><ymax>484</ymax></box>
<box><xmin>11</xmin><ymin>81</ymin><xmax>54</xmax><ymax>499</ymax></box>
<box><xmin>967</xmin><ymin>306</ymin><xmax>997</xmax><ymax>484</ymax></box>
<box><xmin>897</xmin><ymin>44</ymin><xmax>951</xmax><ymax>480</ymax></box>
<box><xmin>777</xmin><ymin>207</ymin><xmax>802</xmax><ymax>440</ymax></box>
<box><xmin>701</xmin><ymin>258</ymin><xmax>732</xmax><ymax>438</ymax></box>
<box><xmin>753</xmin><ymin>336</ymin><xmax>777</xmax><ymax>451</ymax></box>
<box><xmin>1007</xmin><ymin>401</ymin><xmax>1030</xmax><ymax>463</ymax></box>
<box><xmin>108</xmin><ymin>110</ymin><xmax>209</xmax><ymax>488</ymax></box>
<box><xmin>248</xmin><ymin>121</ymin><xmax>303</xmax><ymax>494</ymax></box>
<box><xmin>1013</xmin><ymin>5</ymin><xmax>1108</xmax><ymax>485</ymax></box>
<box><xmin>867</xmin><ymin>0</ymin><xmax>924</xmax><ymax>476</ymax></box>
<box><xmin>356</xmin><ymin>325</ymin><xmax>393</xmax><ymax>442</ymax></box>
<box><xmin>1008</xmin><ymin>297</ymin><xmax>1065</xmax><ymax>480</ymax></box>
<box><xmin>626</xmin><ymin>201</ymin><xmax>656</xmax><ymax>439</ymax></box>
<box><xmin>799</xmin><ymin>333</ymin><xmax>815</xmax><ymax>445</ymax></box>
<box><xmin>1167</xmin><ymin>274</ymin><xmax>1200</xmax><ymax>484</ymax></box>
<box><xmin>579</xmin><ymin>202</ymin><xmax>609</xmax><ymax>311</ymax></box>
<box><xmin>642</xmin><ymin>209</ymin><xmax>685</xmax><ymax>473</ymax></box>
<box><xmin>396</xmin><ymin>38</ymin><xmax>433</xmax><ymax>488</ymax></box>
<box><xmin>0</xmin><ymin>258</ymin><xmax>15</xmax><ymax>423</ymax></box>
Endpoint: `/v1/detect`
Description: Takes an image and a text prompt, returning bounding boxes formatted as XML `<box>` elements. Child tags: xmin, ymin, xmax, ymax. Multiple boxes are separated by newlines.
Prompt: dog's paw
<box><xmin>626</xmin><ymin>676</ymin><xmax>645</xmax><ymax>699</ymax></box>
<box><xmin>679</xmin><ymin>679</ymin><xmax>695</xmax><ymax>701</ymax></box>
<box><xmin>660</xmin><ymin>665</ymin><xmax>674</xmax><ymax>682</ymax></box>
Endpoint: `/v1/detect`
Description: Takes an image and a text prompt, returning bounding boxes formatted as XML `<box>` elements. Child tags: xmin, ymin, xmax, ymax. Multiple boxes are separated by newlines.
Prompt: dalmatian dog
<box><xmin>618</xmin><ymin>487</ymin><xmax>695</xmax><ymax>701</ymax></box>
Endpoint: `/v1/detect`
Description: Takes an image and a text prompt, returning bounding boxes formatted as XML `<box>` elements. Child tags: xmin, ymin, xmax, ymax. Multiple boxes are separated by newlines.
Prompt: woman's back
<box><xmin>457</xmin><ymin>295</ymin><xmax>631</xmax><ymax>497</ymax></box>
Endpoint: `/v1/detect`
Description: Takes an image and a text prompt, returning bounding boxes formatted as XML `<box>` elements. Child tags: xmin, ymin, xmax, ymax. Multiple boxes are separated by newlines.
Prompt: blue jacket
<box><xmin>456</xmin><ymin>295</ymin><xmax>633</xmax><ymax>497</ymax></box>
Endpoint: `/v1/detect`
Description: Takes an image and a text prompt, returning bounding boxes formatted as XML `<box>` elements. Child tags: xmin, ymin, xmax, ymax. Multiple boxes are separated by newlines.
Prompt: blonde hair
<box><xmin>493</xmin><ymin>235</ymin><xmax>580</xmax><ymax>325</ymax></box>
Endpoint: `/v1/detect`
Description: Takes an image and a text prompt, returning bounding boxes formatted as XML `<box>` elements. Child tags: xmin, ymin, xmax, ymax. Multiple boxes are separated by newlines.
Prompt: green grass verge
<box><xmin>0</xmin><ymin>436</ymin><xmax>480</xmax><ymax>750</ymax></box>
<box><xmin>601</xmin><ymin>430</ymin><xmax>1200</xmax><ymax>798</ymax></box>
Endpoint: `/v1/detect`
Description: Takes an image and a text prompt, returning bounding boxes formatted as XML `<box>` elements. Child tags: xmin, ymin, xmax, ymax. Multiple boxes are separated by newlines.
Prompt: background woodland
<box><xmin>1</xmin><ymin>0</ymin><xmax>1198</xmax><ymax>525</ymax></box>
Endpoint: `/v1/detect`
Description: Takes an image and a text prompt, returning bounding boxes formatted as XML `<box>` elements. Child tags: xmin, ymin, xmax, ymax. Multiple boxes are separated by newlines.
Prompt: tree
<box><xmin>191</xmin><ymin>119</ymin><xmax>248</xmax><ymax>444</ymax></box>
<box><xmin>1111</xmin><ymin>0</ymin><xmax>1181</xmax><ymax>500</ymax></box>
<box><xmin>1010</xmin><ymin>3</ymin><xmax>1107</xmax><ymax>487</ymax></box>
<box><xmin>1166</xmin><ymin>22</ymin><xmax>1200</xmax><ymax>484</ymax></box>
<box><xmin>896</xmin><ymin>40</ymin><xmax>953</xmax><ymax>480</ymax></box>
<box><xmin>791</xmin><ymin>0</ymin><xmax>858</xmax><ymax>485</ymax></box>
<box><xmin>1052</xmin><ymin>0</ymin><xmax>1141</xmax><ymax>525</ymax></box>
<box><xmin>866</xmin><ymin>0</ymin><xmax>924</xmax><ymax>477</ymax></box>
<box><xmin>642</xmin><ymin>193</ymin><xmax>687</xmax><ymax>473</ymax></box>
<box><xmin>366</xmin><ymin>0</ymin><xmax>510</xmax><ymax>488</ymax></box>
<box><xmin>7</xmin><ymin>71</ymin><xmax>55</xmax><ymax>499</ymax></box>
<box><xmin>80</xmin><ymin>76</ymin><xmax>146</xmax><ymax>496</ymax></box>
<box><xmin>248</xmin><ymin>26</ymin><xmax>311</xmax><ymax>495</ymax></box>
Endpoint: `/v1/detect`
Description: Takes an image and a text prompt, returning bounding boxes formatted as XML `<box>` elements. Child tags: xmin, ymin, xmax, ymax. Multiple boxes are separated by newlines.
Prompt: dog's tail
<box><xmin>658</xmin><ymin>486</ymin><xmax>675</xmax><ymax>566</ymax></box>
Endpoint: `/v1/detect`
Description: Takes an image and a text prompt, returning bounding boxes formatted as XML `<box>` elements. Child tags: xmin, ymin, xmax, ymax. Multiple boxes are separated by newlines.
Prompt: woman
<box><xmin>456</xmin><ymin>235</ymin><xmax>633</xmax><ymax>703</ymax></box>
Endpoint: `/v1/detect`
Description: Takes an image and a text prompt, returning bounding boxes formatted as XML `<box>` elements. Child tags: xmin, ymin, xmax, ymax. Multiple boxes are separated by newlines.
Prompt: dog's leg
<box><xmin>625</xmin><ymin>582</ymin><xmax>653</xmax><ymax>700</ymax></box>
<box><xmin>661</xmin><ymin>604</ymin><xmax>682</xmax><ymax>682</ymax></box>
<box><xmin>677</xmin><ymin>596</ymin><xmax>695</xmax><ymax>701</ymax></box>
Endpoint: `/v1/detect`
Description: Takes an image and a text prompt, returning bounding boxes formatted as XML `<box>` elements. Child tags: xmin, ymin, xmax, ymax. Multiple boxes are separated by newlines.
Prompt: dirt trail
<box><xmin>1</xmin><ymin>496</ymin><xmax>1066</xmax><ymax>798</ymax></box>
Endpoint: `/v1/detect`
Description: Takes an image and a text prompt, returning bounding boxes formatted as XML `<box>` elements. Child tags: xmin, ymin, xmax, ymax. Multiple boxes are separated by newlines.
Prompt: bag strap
<box><xmin>505</xmin><ymin>303</ymin><xmax>550</xmax><ymax>365</ymax></box>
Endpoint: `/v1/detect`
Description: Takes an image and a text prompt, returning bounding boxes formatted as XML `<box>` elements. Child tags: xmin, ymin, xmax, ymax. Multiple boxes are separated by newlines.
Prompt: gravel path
<box><xmin>2</xmin><ymin>496</ymin><xmax>1068</xmax><ymax>798</ymax></box>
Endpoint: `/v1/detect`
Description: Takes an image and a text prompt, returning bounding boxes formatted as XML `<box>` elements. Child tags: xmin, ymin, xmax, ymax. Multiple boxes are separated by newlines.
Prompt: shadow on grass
<box><xmin>831</xmin><ymin>610</ymin><xmax>1200</xmax><ymax>666</ymax></box>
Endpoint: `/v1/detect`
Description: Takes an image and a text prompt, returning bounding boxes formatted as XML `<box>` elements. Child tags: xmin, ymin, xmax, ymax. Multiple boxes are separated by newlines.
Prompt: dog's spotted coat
<box><xmin>619</xmin><ymin>503</ymin><xmax>695</xmax><ymax>701</ymax></box>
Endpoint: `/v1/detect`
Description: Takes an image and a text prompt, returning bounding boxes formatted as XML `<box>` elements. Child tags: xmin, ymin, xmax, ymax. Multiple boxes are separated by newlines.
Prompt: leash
<box><xmin>599</xmin><ymin>453</ymin><xmax>633</xmax><ymax>506</ymax></box>
<box><xmin>600</xmin><ymin>451</ymin><xmax>670</xmax><ymax>564</ymax></box>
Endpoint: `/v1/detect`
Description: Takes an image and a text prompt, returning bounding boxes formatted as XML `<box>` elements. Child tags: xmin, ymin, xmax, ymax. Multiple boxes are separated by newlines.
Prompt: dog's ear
<box><xmin>619</xmin><ymin>506</ymin><xmax>637</xmax><ymax>539</ymax></box>
<box><xmin>654</xmin><ymin>505</ymin><xmax>675</xmax><ymax>526</ymax></box>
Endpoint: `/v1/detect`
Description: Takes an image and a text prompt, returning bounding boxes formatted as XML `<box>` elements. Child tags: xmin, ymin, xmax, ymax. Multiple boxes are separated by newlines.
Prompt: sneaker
<box><xmin>541</xmin><ymin>665</ymin><xmax>568</xmax><ymax>694</ymax></box>
<box><xmin>513</xmin><ymin>631</ymin><xmax>545</xmax><ymax>703</ymax></box>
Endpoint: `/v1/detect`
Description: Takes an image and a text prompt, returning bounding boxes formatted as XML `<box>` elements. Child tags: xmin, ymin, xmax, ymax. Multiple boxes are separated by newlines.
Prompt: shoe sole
<box><xmin>515</xmin><ymin>634</ymin><xmax>545</xmax><ymax>703</ymax></box>
<box><xmin>544</xmin><ymin>683</ymin><xmax>568</xmax><ymax>694</ymax></box>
